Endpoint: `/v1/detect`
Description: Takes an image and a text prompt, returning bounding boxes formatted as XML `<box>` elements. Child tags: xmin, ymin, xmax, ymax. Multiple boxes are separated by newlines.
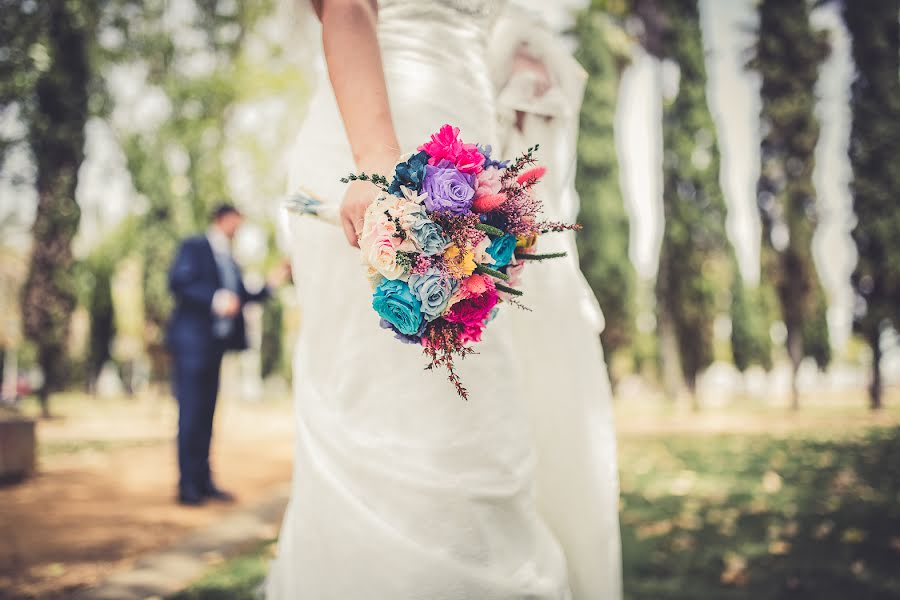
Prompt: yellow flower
<box><xmin>444</xmin><ymin>244</ymin><xmax>476</xmax><ymax>278</ymax></box>
<box><xmin>516</xmin><ymin>234</ymin><xmax>537</xmax><ymax>250</ymax></box>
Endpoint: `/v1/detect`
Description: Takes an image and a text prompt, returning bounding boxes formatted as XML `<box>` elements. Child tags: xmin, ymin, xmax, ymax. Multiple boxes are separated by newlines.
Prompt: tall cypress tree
<box><xmin>731</xmin><ymin>273</ymin><xmax>774</xmax><ymax>373</ymax></box>
<box><xmin>841</xmin><ymin>0</ymin><xmax>900</xmax><ymax>410</ymax></box>
<box><xmin>652</xmin><ymin>0</ymin><xmax>730</xmax><ymax>398</ymax></box>
<box><xmin>750</xmin><ymin>0</ymin><xmax>830</xmax><ymax>410</ymax></box>
<box><xmin>574</xmin><ymin>8</ymin><xmax>635</xmax><ymax>364</ymax></box>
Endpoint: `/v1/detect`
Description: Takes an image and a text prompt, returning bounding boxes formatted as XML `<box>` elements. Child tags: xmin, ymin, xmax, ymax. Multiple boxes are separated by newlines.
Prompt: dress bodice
<box><xmin>372</xmin><ymin>0</ymin><xmax>506</xmax><ymax>148</ymax></box>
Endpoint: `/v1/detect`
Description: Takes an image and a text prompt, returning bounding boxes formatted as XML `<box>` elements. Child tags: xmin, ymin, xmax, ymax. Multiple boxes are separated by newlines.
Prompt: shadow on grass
<box><xmin>619</xmin><ymin>426</ymin><xmax>900</xmax><ymax>600</ymax></box>
<box><xmin>168</xmin><ymin>426</ymin><xmax>900</xmax><ymax>600</ymax></box>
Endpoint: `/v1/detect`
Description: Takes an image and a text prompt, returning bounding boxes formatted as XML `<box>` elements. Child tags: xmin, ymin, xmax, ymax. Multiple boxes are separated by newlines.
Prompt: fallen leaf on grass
<box><xmin>813</xmin><ymin>520</ymin><xmax>834</xmax><ymax>540</ymax></box>
<box><xmin>841</xmin><ymin>528</ymin><xmax>867</xmax><ymax>543</ymax></box>
<box><xmin>636</xmin><ymin>519</ymin><xmax>674</xmax><ymax>539</ymax></box>
<box><xmin>720</xmin><ymin>552</ymin><xmax>748</xmax><ymax>586</ymax></box>
<box><xmin>762</xmin><ymin>470</ymin><xmax>783</xmax><ymax>494</ymax></box>
<box><xmin>768</xmin><ymin>540</ymin><xmax>791</xmax><ymax>555</ymax></box>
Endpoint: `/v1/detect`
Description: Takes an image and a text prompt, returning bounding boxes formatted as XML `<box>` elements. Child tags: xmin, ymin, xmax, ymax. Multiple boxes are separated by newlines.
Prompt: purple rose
<box><xmin>422</xmin><ymin>159</ymin><xmax>476</xmax><ymax>215</ymax></box>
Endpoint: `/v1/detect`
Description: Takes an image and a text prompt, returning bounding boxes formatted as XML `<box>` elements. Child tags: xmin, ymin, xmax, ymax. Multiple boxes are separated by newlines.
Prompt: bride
<box><xmin>266</xmin><ymin>1</ymin><xmax>622</xmax><ymax>598</ymax></box>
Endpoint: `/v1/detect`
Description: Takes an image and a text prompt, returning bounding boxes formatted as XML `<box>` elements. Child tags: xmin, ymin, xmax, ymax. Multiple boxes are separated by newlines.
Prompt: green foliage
<box><xmin>573</xmin><ymin>9</ymin><xmax>636</xmax><ymax>362</ymax></box>
<box><xmin>803</xmin><ymin>286</ymin><xmax>831</xmax><ymax>370</ymax></box>
<box><xmin>101</xmin><ymin>0</ymin><xmax>268</xmax><ymax>374</ymax></box>
<box><xmin>840</xmin><ymin>0</ymin><xmax>900</xmax><ymax>409</ymax></box>
<box><xmin>731</xmin><ymin>275</ymin><xmax>774</xmax><ymax>372</ymax></box>
<box><xmin>168</xmin><ymin>540</ymin><xmax>273</xmax><ymax>600</ymax></box>
<box><xmin>9</xmin><ymin>1</ymin><xmax>101</xmax><ymax>413</ymax></box>
<box><xmin>750</xmin><ymin>0</ymin><xmax>831</xmax><ymax>389</ymax></box>
<box><xmin>78</xmin><ymin>253</ymin><xmax>117</xmax><ymax>385</ymax></box>
<box><xmin>260</xmin><ymin>297</ymin><xmax>284</xmax><ymax>379</ymax></box>
<box><xmin>653</xmin><ymin>0</ymin><xmax>730</xmax><ymax>391</ymax></box>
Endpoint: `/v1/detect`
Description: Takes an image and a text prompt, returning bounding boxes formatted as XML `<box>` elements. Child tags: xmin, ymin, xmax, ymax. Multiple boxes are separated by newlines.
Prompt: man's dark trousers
<box><xmin>172</xmin><ymin>345</ymin><xmax>224</xmax><ymax>494</ymax></box>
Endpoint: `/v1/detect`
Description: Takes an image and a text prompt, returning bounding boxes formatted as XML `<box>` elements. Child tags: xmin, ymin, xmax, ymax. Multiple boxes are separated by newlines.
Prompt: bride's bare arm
<box><xmin>317</xmin><ymin>0</ymin><xmax>400</xmax><ymax>246</ymax></box>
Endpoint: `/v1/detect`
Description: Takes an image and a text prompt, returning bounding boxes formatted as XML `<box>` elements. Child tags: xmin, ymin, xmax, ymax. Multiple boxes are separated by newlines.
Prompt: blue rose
<box><xmin>408</xmin><ymin>268</ymin><xmax>458</xmax><ymax>321</ymax></box>
<box><xmin>486</xmin><ymin>234</ymin><xmax>517</xmax><ymax>268</ymax></box>
<box><xmin>477</xmin><ymin>144</ymin><xmax>510</xmax><ymax>170</ymax></box>
<box><xmin>422</xmin><ymin>159</ymin><xmax>476</xmax><ymax>215</ymax></box>
<box><xmin>380</xmin><ymin>318</ymin><xmax>425</xmax><ymax>344</ymax></box>
<box><xmin>372</xmin><ymin>279</ymin><xmax>423</xmax><ymax>335</ymax></box>
<box><xmin>388</xmin><ymin>151</ymin><xmax>429</xmax><ymax>196</ymax></box>
<box><xmin>405</xmin><ymin>208</ymin><xmax>449</xmax><ymax>256</ymax></box>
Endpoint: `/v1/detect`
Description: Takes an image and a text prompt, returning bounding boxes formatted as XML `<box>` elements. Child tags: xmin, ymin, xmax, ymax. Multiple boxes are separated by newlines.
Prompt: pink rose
<box><xmin>445</xmin><ymin>285</ymin><xmax>498</xmax><ymax>329</ymax></box>
<box><xmin>418</xmin><ymin>124</ymin><xmax>485</xmax><ymax>175</ymax></box>
<box><xmin>475</xmin><ymin>167</ymin><xmax>502</xmax><ymax>198</ymax></box>
<box><xmin>365</xmin><ymin>235</ymin><xmax>405</xmax><ymax>280</ymax></box>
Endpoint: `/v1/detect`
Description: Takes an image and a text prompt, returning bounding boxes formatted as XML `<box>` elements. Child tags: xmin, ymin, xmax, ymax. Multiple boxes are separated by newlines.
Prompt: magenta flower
<box><xmin>445</xmin><ymin>284</ymin><xmax>498</xmax><ymax>331</ymax></box>
<box><xmin>418</xmin><ymin>124</ymin><xmax>485</xmax><ymax>175</ymax></box>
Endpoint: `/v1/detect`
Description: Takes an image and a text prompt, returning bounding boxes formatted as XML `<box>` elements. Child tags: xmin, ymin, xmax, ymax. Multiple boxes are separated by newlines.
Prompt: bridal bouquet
<box><xmin>342</xmin><ymin>124</ymin><xmax>577</xmax><ymax>399</ymax></box>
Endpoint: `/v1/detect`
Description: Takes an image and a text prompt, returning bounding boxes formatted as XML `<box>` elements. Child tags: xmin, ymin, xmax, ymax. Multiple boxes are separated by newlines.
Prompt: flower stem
<box><xmin>474</xmin><ymin>223</ymin><xmax>504</xmax><ymax>237</ymax></box>
<box><xmin>475</xmin><ymin>265</ymin><xmax>509</xmax><ymax>281</ymax></box>
<box><xmin>514</xmin><ymin>251</ymin><xmax>568</xmax><ymax>261</ymax></box>
<box><xmin>494</xmin><ymin>282</ymin><xmax>523</xmax><ymax>296</ymax></box>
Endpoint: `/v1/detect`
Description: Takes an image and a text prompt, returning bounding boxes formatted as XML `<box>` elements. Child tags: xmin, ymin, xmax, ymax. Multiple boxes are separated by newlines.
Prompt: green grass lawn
<box><xmin>170</xmin><ymin>424</ymin><xmax>900</xmax><ymax>600</ymax></box>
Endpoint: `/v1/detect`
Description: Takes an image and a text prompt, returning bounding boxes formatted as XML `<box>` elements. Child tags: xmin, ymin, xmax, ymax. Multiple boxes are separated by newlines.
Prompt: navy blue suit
<box><xmin>166</xmin><ymin>235</ymin><xmax>269</xmax><ymax>495</ymax></box>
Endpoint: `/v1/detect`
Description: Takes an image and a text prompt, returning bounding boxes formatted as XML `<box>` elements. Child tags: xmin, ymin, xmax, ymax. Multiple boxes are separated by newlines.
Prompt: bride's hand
<box><xmin>340</xmin><ymin>180</ymin><xmax>377</xmax><ymax>247</ymax></box>
<box><xmin>339</xmin><ymin>153</ymin><xmax>399</xmax><ymax>247</ymax></box>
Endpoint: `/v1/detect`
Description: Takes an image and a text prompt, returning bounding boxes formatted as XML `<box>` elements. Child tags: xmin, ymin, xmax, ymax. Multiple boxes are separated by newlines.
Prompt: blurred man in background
<box><xmin>166</xmin><ymin>203</ymin><xmax>290</xmax><ymax>506</ymax></box>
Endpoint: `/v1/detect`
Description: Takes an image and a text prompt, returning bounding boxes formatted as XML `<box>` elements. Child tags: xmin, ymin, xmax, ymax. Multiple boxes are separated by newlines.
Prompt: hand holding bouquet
<box><xmin>340</xmin><ymin>124</ymin><xmax>578</xmax><ymax>400</ymax></box>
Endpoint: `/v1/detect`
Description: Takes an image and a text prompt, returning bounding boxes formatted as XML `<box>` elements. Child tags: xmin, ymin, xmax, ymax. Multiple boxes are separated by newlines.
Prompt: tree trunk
<box><xmin>686</xmin><ymin>374</ymin><xmax>700</xmax><ymax>412</ymax></box>
<box><xmin>787</xmin><ymin>327</ymin><xmax>803</xmax><ymax>411</ymax></box>
<box><xmin>658</xmin><ymin>307</ymin><xmax>685</xmax><ymax>402</ymax></box>
<box><xmin>38</xmin><ymin>387</ymin><xmax>51</xmax><ymax>419</ymax></box>
<box><xmin>20</xmin><ymin>2</ymin><xmax>92</xmax><ymax>415</ymax></box>
<box><xmin>869</xmin><ymin>332</ymin><xmax>882</xmax><ymax>411</ymax></box>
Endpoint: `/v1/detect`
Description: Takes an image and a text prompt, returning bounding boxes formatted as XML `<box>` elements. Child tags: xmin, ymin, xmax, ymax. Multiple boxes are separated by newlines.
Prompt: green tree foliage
<box><xmin>839</xmin><ymin>0</ymin><xmax>900</xmax><ymax>410</ymax></box>
<box><xmin>102</xmin><ymin>0</ymin><xmax>267</xmax><ymax>378</ymax></box>
<box><xmin>651</xmin><ymin>0</ymin><xmax>730</xmax><ymax>395</ymax></box>
<box><xmin>3</xmin><ymin>1</ymin><xmax>100</xmax><ymax>415</ymax></box>
<box><xmin>750</xmin><ymin>0</ymin><xmax>830</xmax><ymax>409</ymax></box>
<box><xmin>573</xmin><ymin>9</ymin><xmax>635</xmax><ymax>364</ymax></box>
<box><xmin>78</xmin><ymin>253</ymin><xmax>117</xmax><ymax>388</ymax></box>
<box><xmin>260</xmin><ymin>297</ymin><xmax>284</xmax><ymax>379</ymax></box>
<box><xmin>731</xmin><ymin>274</ymin><xmax>774</xmax><ymax>372</ymax></box>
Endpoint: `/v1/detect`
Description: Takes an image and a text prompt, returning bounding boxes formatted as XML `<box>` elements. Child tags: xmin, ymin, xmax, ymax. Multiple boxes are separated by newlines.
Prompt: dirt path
<box><xmin>0</xmin><ymin>394</ymin><xmax>294</xmax><ymax>600</ymax></box>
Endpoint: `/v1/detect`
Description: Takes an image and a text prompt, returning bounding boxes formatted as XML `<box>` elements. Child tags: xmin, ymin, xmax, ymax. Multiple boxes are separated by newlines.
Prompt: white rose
<box><xmin>472</xmin><ymin>234</ymin><xmax>495</xmax><ymax>265</ymax></box>
<box><xmin>367</xmin><ymin>235</ymin><xmax>405</xmax><ymax>280</ymax></box>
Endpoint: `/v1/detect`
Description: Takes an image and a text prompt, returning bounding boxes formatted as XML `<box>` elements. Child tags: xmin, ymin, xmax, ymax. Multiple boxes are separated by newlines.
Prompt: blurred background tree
<box><xmin>78</xmin><ymin>251</ymin><xmax>117</xmax><ymax>392</ymax></box>
<box><xmin>641</xmin><ymin>0</ymin><xmax>731</xmax><ymax>403</ymax></box>
<box><xmin>100</xmin><ymin>0</ymin><xmax>270</xmax><ymax>381</ymax></box>
<box><xmin>730</xmin><ymin>272</ymin><xmax>775</xmax><ymax>373</ymax></box>
<box><xmin>839</xmin><ymin>0</ymin><xmax>900</xmax><ymax>410</ymax></box>
<box><xmin>573</xmin><ymin>4</ymin><xmax>636</xmax><ymax>372</ymax></box>
<box><xmin>0</xmin><ymin>0</ymin><xmax>895</xmax><ymax>413</ymax></box>
<box><xmin>750</xmin><ymin>0</ymin><xmax>831</xmax><ymax>410</ymax></box>
<box><xmin>1</xmin><ymin>0</ymin><xmax>100</xmax><ymax>416</ymax></box>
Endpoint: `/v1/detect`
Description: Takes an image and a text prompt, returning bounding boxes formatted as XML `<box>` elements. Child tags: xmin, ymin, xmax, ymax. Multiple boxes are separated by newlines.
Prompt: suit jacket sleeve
<box><xmin>169</xmin><ymin>240</ymin><xmax>217</xmax><ymax>310</ymax></box>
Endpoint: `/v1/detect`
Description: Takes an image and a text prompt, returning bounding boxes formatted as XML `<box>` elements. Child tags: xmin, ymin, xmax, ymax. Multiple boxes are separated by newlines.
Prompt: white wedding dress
<box><xmin>266</xmin><ymin>1</ymin><xmax>622</xmax><ymax>598</ymax></box>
